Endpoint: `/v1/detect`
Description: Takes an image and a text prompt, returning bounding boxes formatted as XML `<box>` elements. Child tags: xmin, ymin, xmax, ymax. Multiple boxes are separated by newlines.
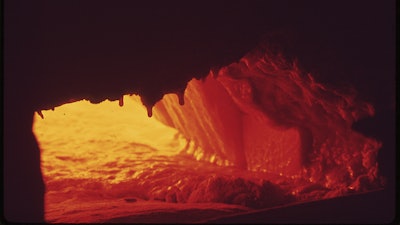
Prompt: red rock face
<box><xmin>154</xmin><ymin>49</ymin><xmax>382</xmax><ymax>192</ymax></box>
<box><xmin>154</xmin><ymin>74</ymin><xmax>246</xmax><ymax>168</ymax></box>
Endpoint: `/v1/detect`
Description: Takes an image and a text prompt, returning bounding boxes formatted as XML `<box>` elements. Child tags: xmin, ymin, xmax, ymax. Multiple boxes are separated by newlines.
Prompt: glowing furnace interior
<box><xmin>32</xmin><ymin>50</ymin><xmax>383</xmax><ymax>223</ymax></box>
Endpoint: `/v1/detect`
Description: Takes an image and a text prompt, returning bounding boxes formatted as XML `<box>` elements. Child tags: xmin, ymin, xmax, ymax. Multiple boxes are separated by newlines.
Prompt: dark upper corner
<box><xmin>3</xmin><ymin>0</ymin><xmax>395</xmax><ymax>111</ymax></box>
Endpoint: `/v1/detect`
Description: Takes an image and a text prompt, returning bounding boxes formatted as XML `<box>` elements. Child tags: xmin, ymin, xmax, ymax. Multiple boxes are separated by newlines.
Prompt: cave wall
<box><xmin>3</xmin><ymin>0</ymin><xmax>395</xmax><ymax>222</ymax></box>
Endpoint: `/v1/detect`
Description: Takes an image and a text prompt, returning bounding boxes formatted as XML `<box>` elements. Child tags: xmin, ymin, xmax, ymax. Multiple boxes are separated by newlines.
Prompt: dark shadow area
<box><xmin>205</xmin><ymin>190</ymin><xmax>395</xmax><ymax>224</ymax></box>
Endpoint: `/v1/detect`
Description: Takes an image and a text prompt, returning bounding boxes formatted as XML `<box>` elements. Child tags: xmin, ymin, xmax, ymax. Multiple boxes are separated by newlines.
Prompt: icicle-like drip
<box><xmin>119</xmin><ymin>96</ymin><xmax>124</xmax><ymax>107</ymax></box>
<box><xmin>37</xmin><ymin>110</ymin><xmax>44</xmax><ymax>119</ymax></box>
<box><xmin>177</xmin><ymin>91</ymin><xmax>185</xmax><ymax>106</ymax></box>
<box><xmin>146</xmin><ymin>105</ymin><xmax>153</xmax><ymax>117</ymax></box>
<box><xmin>139</xmin><ymin>95</ymin><xmax>155</xmax><ymax>118</ymax></box>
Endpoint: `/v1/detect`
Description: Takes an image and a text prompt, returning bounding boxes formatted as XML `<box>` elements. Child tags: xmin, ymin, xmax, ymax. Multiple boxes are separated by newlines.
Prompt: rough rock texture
<box><xmin>154</xmin><ymin>49</ymin><xmax>383</xmax><ymax>192</ymax></box>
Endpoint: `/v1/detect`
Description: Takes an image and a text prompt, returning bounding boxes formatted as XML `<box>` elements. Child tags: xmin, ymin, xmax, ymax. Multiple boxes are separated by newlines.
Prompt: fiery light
<box><xmin>32</xmin><ymin>49</ymin><xmax>383</xmax><ymax>223</ymax></box>
<box><xmin>33</xmin><ymin>95</ymin><xmax>188</xmax><ymax>182</ymax></box>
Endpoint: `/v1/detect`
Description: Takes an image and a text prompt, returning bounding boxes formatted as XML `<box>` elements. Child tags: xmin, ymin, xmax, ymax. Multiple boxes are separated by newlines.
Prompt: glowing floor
<box><xmin>33</xmin><ymin>79</ymin><xmax>382</xmax><ymax>223</ymax></box>
<box><xmin>33</xmin><ymin>95</ymin><xmax>319</xmax><ymax>223</ymax></box>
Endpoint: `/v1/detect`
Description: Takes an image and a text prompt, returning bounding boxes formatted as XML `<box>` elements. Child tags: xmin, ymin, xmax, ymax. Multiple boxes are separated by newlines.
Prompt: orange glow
<box><xmin>33</xmin><ymin>95</ymin><xmax>186</xmax><ymax>183</ymax></box>
<box><xmin>33</xmin><ymin>49</ymin><xmax>383</xmax><ymax>223</ymax></box>
<box><xmin>33</xmin><ymin>95</ymin><xmax>193</xmax><ymax>222</ymax></box>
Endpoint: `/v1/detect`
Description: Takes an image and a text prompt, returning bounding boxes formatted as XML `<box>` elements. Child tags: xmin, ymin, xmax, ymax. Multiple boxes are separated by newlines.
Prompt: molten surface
<box><xmin>33</xmin><ymin>50</ymin><xmax>383</xmax><ymax>223</ymax></box>
<box><xmin>34</xmin><ymin>96</ymin><xmax>278</xmax><ymax>222</ymax></box>
<box><xmin>34</xmin><ymin>96</ymin><xmax>186</xmax><ymax>184</ymax></box>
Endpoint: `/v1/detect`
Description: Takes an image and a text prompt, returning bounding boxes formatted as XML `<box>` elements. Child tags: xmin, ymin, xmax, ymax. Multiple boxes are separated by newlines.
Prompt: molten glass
<box><xmin>33</xmin><ymin>49</ymin><xmax>383</xmax><ymax>223</ymax></box>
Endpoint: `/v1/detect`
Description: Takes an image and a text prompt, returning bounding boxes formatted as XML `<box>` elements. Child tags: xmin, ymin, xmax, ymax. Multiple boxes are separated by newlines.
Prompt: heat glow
<box><xmin>33</xmin><ymin>49</ymin><xmax>383</xmax><ymax>223</ymax></box>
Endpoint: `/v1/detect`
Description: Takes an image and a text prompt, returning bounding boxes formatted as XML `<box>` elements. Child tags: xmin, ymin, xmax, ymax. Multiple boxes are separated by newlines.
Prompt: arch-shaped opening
<box><xmin>32</xmin><ymin>50</ymin><xmax>383</xmax><ymax>223</ymax></box>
